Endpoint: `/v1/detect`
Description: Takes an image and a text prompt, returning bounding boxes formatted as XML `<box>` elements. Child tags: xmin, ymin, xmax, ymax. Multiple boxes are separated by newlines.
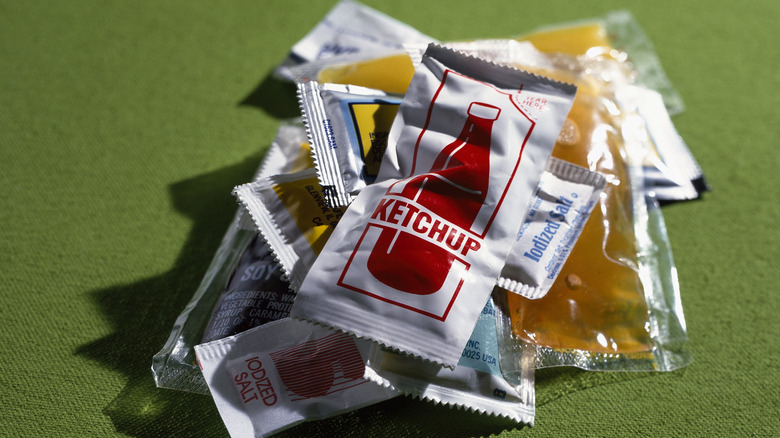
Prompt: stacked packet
<box><xmin>153</xmin><ymin>1</ymin><xmax>704</xmax><ymax>436</ymax></box>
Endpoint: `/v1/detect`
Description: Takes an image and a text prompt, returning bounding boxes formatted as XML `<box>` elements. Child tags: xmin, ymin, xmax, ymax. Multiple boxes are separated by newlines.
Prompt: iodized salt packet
<box><xmin>195</xmin><ymin>318</ymin><xmax>397</xmax><ymax>437</ymax></box>
<box><xmin>291</xmin><ymin>44</ymin><xmax>576</xmax><ymax>367</ymax></box>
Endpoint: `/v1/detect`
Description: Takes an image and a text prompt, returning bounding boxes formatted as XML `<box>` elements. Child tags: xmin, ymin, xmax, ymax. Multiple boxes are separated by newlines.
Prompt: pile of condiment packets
<box><xmin>152</xmin><ymin>2</ymin><xmax>706</xmax><ymax>436</ymax></box>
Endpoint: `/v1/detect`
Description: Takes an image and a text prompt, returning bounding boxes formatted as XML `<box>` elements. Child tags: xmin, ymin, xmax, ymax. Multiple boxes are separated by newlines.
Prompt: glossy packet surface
<box><xmin>497</xmin><ymin>157</ymin><xmax>606</xmax><ymax>300</ymax></box>
<box><xmin>234</xmin><ymin>168</ymin><xmax>345</xmax><ymax>291</ymax></box>
<box><xmin>275</xmin><ymin>0</ymin><xmax>434</xmax><ymax>81</ymax></box>
<box><xmin>364</xmin><ymin>296</ymin><xmax>535</xmax><ymax>424</ymax></box>
<box><xmin>195</xmin><ymin>317</ymin><xmax>397</xmax><ymax>438</ymax></box>
<box><xmin>152</xmin><ymin>122</ymin><xmax>311</xmax><ymax>394</ymax></box>
<box><xmin>292</xmin><ymin>44</ymin><xmax>576</xmax><ymax>368</ymax></box>
<box><xmin>298</xmin><ymin>82</ymin><xmax>401</xmax><ymax>207</ymax></box>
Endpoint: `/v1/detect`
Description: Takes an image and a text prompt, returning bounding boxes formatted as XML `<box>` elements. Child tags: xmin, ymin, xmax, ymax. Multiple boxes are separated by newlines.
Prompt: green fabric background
<box><xmin>1</xmin><ymin>0</ymin><xmax>777</xmax><ymax>436</ymax></box>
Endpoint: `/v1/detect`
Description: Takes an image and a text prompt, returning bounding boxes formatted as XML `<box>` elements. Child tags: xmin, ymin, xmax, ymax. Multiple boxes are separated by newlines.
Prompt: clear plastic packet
<box><xmin>275</xmin><ymin>0</ymin><xmax>435</xmax><ymax>81</ymax></box>
<box><xmin>195</xmin><ymin>317</ymin><xmax>398</xmax><ymax>438</ymax></box>
<box><xmin>152</xmin><ymin>122</ymin><xmax>312</xmax><ymax>394</ymax></box>
<box><xmin>497</xmin><ymin>157</ymin><xmax>606</xmax><ymax>300</ymax></box>
<box><xmin>291</xmin><ymin>44</ymin><xmax>576</xmax><ymax>368</ymax></box>
<box><xmin>492</xmin><ymin>64</ymin><xmax>692</xmax><ymax>372</ymax></box>
<box><xmin>515</xmin><ymin>10</ymin><xmax>685</xmax><ymax>116</ymax></box>
<box><xmin>233</xmin><ymin>168</ymin><xmax>345</xmax><ymax>292</ymax></box>
<box><xmin>297</xmin><ymin>81</ymin><xmax>402</xmax><ymax>207</ymax></box>
<box><xmin>199</xmin><ymin>234</ymin><xmax>295</xmax><ymax>344</ymax></box>
<box><xmin>626</xmin><ymin>85</ymin><xmax>708</xmax><ymax>202</ymax></box>
<box><xmin>364</xmin><ymin>295</ymin><xmax>535</xmax><ymax>424</ymax></box>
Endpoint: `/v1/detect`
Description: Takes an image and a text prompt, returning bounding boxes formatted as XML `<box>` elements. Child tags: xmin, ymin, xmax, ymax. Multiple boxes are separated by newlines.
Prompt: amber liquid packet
<box><xmin>297</xmin><ymin>81</ymin><xmax>402</xmax><ymax>207</ymax></box>
<box><xmin>495</xmin><ymin>67</ymin><xmax>692</xmax><ymax>371</ymax></box>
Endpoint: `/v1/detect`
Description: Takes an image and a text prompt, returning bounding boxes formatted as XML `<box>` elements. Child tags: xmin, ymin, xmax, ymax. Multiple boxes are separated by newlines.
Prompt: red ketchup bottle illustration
<box><xmin>366</xmin><ymin>102</ymin><xmax>501</xmax><ymax>295</ymax></box>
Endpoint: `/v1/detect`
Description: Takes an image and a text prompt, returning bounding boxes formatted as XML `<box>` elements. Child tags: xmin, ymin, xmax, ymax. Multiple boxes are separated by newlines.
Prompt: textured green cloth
<box><xmin>1</xmin><ymin>1</ymin><xmax>777</xmax><ymax>436</ymax></box>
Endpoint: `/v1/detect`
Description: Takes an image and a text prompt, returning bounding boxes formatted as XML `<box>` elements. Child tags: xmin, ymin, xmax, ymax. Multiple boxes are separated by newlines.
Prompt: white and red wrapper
<box><xmin>291</xmin><ymin>44</ymin><xmax>576</xmax><ymax>367</ymax></box>
<box><xmin>195</xmin><ymin>318</ymin><xmax>397</xmax><ymax>437</ymax></box>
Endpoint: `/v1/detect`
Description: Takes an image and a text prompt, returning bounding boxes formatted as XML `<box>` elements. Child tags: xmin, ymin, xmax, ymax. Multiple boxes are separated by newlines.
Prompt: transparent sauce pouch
<box><xmin>497</xmin><ymin>157</ymin><xmax>606</xmax><ymax>300</ymax></box>
<box><xmin>364</xmin><ymin>295</ymin><xmax>535</xmax><ymax>424</ymax></box>
<box><xmin>297</xmin><ymin>82</ymin><xmax>401</xmax><ymax>207</ymax></box>
<box><xmin>493</xmin><ymin>66</ymin><xmax>692</xmax><ymax>371</ymax></box>
<box><xmin>515</xmin><ymin>10</ymin><xmax>685</xmax><ymax>116</ymax></box>
<box><xmin>275</xmin><ymin>0</ymin><xmax>435</xmax><ymax>82</ymax></box>
<box><xmin>291</xmin><ymin>44</ymin><xmax>576</xmax><ymax>368</ymax></box>
<box><xmin>152</xmin><ymin>122</ymin><xmax>312</xmax><ymax>394</ymax></box>
<box><xmin>199</xmin><ymin>234</ymin><xmax>295</xmax><ymax>344</ymax></box>
<box><xmin>195</xmin><ymin>317</ymin><xmax>397</xmax><ymax>437</ymax></box>
<box><xmin>234</xmin><ymin>168</ymin><xmax>345</xmax><ymax>292</ymax></box>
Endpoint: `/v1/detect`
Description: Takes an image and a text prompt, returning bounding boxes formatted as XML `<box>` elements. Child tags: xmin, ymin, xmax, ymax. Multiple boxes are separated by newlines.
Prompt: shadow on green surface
<box><xmin>239</xmin><ymin>74</ymin><xmax>301</xmax><ymax>119</ymax></box>
<box><xmin>76</xmin><ymin>153</ymin><xmax>265</xmax><ymax>437</ymax></box>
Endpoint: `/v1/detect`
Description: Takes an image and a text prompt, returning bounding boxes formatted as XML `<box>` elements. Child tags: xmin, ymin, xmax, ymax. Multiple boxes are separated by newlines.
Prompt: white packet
<box><xmin>234</xmin><ymin>168</ymin><xmax>345</xmax><ymax>292</ymax></box>
<box><xmin>497</xmin><ymin>157</ymin><xmax>606</xmax><ymax>299</ymax></box>
<box><xmin>364</xmin><ymin>296</ymin><xmax>535</xmax><ymax>424</ymax></box>
<box><xmin>275</xmin><ymin>0</ymin><xmax>435</xmax><ymax>81</ymax></box>
<box><xmin>195</xmin><ymin>317</ymin><xmax>397</xmax><ymax>438</ymax></box>
<box><xmin>292</xmin><ymin>44</ymin><xmax>576</xmax><ymax>368</ymax></box>
<box><xmin>298</xmin><ymin>81</ymin><xmax>402</xmax><ymax>207</ymax></box>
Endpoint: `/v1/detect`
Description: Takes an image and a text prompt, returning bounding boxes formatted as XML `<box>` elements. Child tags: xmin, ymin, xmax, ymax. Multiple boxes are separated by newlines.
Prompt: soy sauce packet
<box><xmin>200</xmin><ymin>234</ymin><xmax>295</xmax><ymax>344</ymax></box>
<box><xmin>297</xmin><ymin>82</ymin><xmax>401</xmax><ymax>207</ymax></box>
<box><xmin>195</xmin><ymin>318</ymin><xmax>397</xmax><ymax>437</ymax></box>
<box><xmin>291</xmin><ymin>44</ymin><xmax>576</xmax><ymax>368</ymax></box>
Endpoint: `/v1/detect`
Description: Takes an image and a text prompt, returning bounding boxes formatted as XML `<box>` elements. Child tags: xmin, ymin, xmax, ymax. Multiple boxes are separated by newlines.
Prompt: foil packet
<box><xmin>297</xmin><ymin>81</ymin><xmax>402</xmax><ymax>207</ymax></box>
<box><xmin>233</xmin><ymin>168</ymin><xmax>344</xmax><ymax>292</ymax></box>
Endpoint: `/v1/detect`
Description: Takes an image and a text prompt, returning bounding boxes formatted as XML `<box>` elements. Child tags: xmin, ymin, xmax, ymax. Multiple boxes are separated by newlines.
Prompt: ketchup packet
<box><xmin>195</xmin><ymin>318</ymin><xmax>397</xmax><ymax>437</ymax></box>
<box><xmin>234</xmin><ymin>168</ymin><xmax>345</xmax><ymax>291</ymax></box>
<box><xmin>364</xmin><ymin>296</ymin><xmax>535</xmax><ymax>424</ymax></box>
<box><xmin>498</xmin><ymin>157</ymin><xmax>606</xmax><ymax>299</ymax></box>
<box><xmin>407</xmin><ymin>38</ymin><xmax>705</xmax><ymax>203</ymax></box>
<box><xmin>275</xmin><ymin>0</ymin><xmax>434</xmax><ymax>81</ymax></box>
<box><xmin>298</xmin><ymin>82</ymin><xmax>402</xmax><ymax>207</ymax></box>
<box><xmin>291</xmin><ymin>44</ymin><xmax>576</xmax><ymax>367</ymax></box>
